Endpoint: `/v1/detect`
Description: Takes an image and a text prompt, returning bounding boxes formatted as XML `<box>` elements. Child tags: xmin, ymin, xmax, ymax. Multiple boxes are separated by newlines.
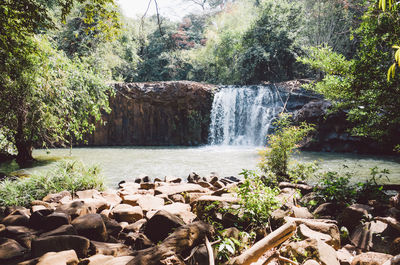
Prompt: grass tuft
<box><xmin>0</xmin><ymin>160</ymin><xmax>104</xmax><ymax>207</ymax></box>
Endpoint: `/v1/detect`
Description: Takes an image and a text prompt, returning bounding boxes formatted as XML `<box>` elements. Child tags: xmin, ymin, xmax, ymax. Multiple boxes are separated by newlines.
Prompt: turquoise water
<box><xmin>1</xmin><ymin>146</ymin><xmax>399</xmax><ymax>187</ymax></box>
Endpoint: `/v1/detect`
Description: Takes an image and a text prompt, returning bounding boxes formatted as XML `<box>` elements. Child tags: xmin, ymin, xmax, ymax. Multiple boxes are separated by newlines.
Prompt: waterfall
<box><xmin>208</xmin><ymin>85</ymin><xmax>282</xmax><ymax>146</ymax></box>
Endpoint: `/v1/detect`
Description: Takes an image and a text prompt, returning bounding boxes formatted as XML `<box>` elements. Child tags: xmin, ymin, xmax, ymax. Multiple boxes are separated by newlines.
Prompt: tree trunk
<box><xmin>15</xmin><ymin>110</ymin><xmax>34</xmax><ymax>164</ymax></box>
<box><xmin>15</xmin><ymin>141</ymin><xmax>34</xmax><ymax>165</ymax></box>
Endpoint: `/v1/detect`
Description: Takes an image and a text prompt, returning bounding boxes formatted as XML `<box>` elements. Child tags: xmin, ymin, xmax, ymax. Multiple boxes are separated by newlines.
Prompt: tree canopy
<box><xmin>0</xmin><ymin>0</ymin><xmax>119</xmax><ymax>162</ymax></box>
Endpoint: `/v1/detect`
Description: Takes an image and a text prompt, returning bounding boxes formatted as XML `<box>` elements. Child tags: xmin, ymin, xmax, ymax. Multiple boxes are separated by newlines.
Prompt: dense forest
<box><xmin>0</xmin><ymin>0</ymin><xmax>399</xmax><ymax>162</ymax></box>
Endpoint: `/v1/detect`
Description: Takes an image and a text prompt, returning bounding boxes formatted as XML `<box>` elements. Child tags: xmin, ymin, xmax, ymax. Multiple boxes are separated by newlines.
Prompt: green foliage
<box><xmin>54</xmin><ymin>3</ymin><xmax>121</xmax><ymax>58</ymax></box>
<box><xmin>236</xmin><ymin>0</ymin><xmax>303</xmax><ymax>83</ymax></box>
<box><xmin>314</xmin><ymin>171</ymin><xmax>358</xmax><ymax>205</ymax></box>
<box><xmin>258</xmin><ymin>114</ymin><xmax>314</xmax><ymax>181</ymax></box>
<box><xmin>299</xmin><ymin>0</ymin><xmax>361</xmax><ymax>57</ymax></box>
<box><xmin>314</xmin><ymin>166</ymin><xmax>390</xmax><ymax>206</ymax></box>
<box><xmin>237</xmin><ymin>169</ymin><xmax>281</xmax><ymax>227</ymax></box>
<box><xmin>350</xmin><ymin>5</ymin><xmax>400</xmax><ymax>148</ymax></box>
<box><xmin>287</xmin><ymin>162</ymin><xmax>319</xmax><ymax>184</ymax></box>
<box><xmin>298</xmin><ymin>3</ymin><xmax>400</xmax><ymax>150</ymax></box>
<box><xmin>0</xmin><ymin>0</ymin><xmax>120</xmax><ymax>161</ymax></box>
<box><xmin>0</xmin><ymin>36</ymin><xmax>112</xmax><ymax>161</ymax></box>
<box><xmin>0</xmin><ymin>160</ymin><xmax>104</xmax><ymax>207</ymax></box>
<box><xmin>216</xmin><ymin>237</ymin><xmax>242</xmax><ymax>263</ymax></box>
<box><xmin>298</xmin><ymin>45</ymin><xmax>354</xmax><ymax>103</ymax></box>
<box><xmin>357</xmin><ymin>167</ymin><xmax>390</xmax><ymax>203</ymax></box>
<box><xmin>188</xmin><ymin>0</ymin><xmax>305</xmax><ymax>84</ymax></box>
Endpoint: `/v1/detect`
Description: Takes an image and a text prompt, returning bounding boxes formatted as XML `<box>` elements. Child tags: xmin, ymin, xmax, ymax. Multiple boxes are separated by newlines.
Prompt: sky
<box><xmin>116</xmin><ymin>0</ymin><xmax>202</xmax><ymax>21</ymax></box>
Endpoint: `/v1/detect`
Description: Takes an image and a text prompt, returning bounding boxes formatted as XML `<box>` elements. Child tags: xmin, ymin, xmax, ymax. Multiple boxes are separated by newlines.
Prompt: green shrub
<box><xmin>356</xmin><ymin>167</ymin><xmax>390</xmax><ymax>203</ymax></box>
<box><xmin>0</xmin><ymin>160</ymin><xmax>104</xmax><ymax>207</ymax></box>
<box><xmin>258</xmin><ymin>113</ymin><xmax>314</xmax><ymax>182</ymax></box>
<box><xmin>313</xmin><ymin>166</ymin><xmax>390</xmax><ymax>206</ymax></box>
<box><xmin>314</xmin><ymin>171</ymin><xmax>358</xmax><ymax>206</ymax></box>
<box><xmin>237</xmin><ymin>169</ymin><xmax>281</xmax><ymax>227</ymax></box>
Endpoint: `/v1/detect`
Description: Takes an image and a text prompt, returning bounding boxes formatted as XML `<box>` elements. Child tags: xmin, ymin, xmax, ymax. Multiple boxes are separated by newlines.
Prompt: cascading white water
<box><xmin>208</xmin><ymin>85</ymin><xmax>282</xmax><ymax>146</ymax></box>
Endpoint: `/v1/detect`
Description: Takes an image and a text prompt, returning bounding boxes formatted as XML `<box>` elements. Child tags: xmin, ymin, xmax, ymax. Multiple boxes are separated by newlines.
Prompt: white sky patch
<box><xmin>116</xmin><ymin>0</ymin><xmax>202</xmax><ymax>21</ymax></box>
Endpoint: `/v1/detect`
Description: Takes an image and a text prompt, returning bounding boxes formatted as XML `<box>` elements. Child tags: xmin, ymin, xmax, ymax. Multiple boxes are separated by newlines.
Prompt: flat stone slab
<box><xmin>155</xmin><ymin>183</ymin><xmax>208</xmax><ymax>196</ymax></box>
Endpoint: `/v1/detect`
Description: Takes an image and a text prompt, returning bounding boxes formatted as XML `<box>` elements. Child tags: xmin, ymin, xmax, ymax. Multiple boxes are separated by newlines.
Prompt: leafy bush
<box><xmin>356</xmin><ymin>167</ymin><xmax>390</xmax><ymax>203</ymax></box>
<box><xmin>313</xmin><ymin>166</ymin><xmax>390</xmax><ymax>206</ymax></box>
<box><xmin>287</xmin><ymin>161</ymin><xmax>319</xmax><ymax>183</ymax></box>
<box><xmin>0</xmin><ymin>160</ymin><xmax>104</xmax><ymax>207</ymax></box>
<box><xmin>314</xmin><ymin>171</ymin><xmax>358</xmax><ymax>205</ymax></box>
<box><xmin>237</xmin><ymin>169</ymin><xmax>281</xmax><ymax>227</ymax></box>
<box><xmin>258</xmin><ymin>114</ymin><xmax>314</xmax><ymax>182</ymax></box>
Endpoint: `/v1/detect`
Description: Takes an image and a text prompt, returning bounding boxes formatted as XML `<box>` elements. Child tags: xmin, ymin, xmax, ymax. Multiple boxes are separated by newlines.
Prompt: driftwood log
<box><xmin>127</xmin><ymin>221</ymin><xmax>213</xmax><ymax>265</ymax></box>
<box><xmin>229</xmin><ymin>222</ymin><xmax>297</xmax><ymax>265</ymax></box>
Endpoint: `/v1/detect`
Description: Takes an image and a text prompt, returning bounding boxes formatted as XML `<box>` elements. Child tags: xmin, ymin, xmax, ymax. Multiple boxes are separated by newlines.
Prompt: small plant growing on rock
<box><xmin>237</xmin><ymin>169</ymin><xmax>281</xmax><ymax>228</ymax></box>
<box><xmin>216</xmin><ymin>237</ymin><xmax>242</xmax><ymax>263</ymax></box>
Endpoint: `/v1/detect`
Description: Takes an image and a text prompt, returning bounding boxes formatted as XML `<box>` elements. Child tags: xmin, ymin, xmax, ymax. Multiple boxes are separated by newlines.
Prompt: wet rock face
<box><xmin>293</xmin><ymin>100</ymin><xmax>383</xmax><ymax>154</ymax></box>
<box><xmin>88</xmin><ymin>81</ymin><xmax>215</xmax><ymax>146</ymax></box>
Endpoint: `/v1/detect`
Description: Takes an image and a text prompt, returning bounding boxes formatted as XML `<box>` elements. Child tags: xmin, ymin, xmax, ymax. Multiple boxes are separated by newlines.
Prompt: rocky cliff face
<box><xmin>293</xmin><ymin>100</ymin><xmax>388</xmax><ymax>154</ymax></box>
<box><xmin>87</xmin><ymin>81</ymin><xmax>215</xmax><ymax>146</ymax></box>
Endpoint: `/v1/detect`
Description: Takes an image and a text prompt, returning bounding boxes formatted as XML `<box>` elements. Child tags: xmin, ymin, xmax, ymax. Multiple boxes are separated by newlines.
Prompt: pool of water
<box><xmin>1</xmin><ymin>146</ymin><xmax>399</xmax><ymax>187</ymax></box>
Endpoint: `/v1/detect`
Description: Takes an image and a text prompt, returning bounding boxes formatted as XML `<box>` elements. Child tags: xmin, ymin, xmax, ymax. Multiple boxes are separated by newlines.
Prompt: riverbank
<box><xmin>1</xmin><ymin>172</ymin><xmax>400</xmax><ymax>264</ymax></box>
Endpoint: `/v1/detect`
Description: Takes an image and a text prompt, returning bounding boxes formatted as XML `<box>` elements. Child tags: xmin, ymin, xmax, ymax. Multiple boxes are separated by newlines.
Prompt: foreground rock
<box><xmin>0</xmin><ymin>172</ymin><xmax>398</xmax><ymax>265</ymax></box>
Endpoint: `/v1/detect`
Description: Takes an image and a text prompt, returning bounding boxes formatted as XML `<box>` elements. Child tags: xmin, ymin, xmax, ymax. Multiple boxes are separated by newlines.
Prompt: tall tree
<box><xmin>0</xmin><ymin>0</ymin><xmax>120</xmax><ymax>163</ymax></box>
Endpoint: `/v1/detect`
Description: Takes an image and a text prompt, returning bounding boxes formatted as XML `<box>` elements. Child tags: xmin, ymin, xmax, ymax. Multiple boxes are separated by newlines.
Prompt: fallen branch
<box><xmin>261</xmin><ymin>251</ymin><xmax>278</xmax><ymax>265</ymax></box>
<box><xmin>285</xmin><ymin>217</ymin><xmax>338</xmax><ymax>225</ymax></box>
<box><xmin>278</xmin><ymin>255</ymin><xmax>299</xmax><ymax>265</ymax></box>
<box><xmin>205</xmin><ymin>236</ymin><xmax>215</xmax><ymax>265</ymax></box>
<box><xmin>229</xmin><ymin>222</ymin><xmax>297</xmax><ymax>265</ymax></box>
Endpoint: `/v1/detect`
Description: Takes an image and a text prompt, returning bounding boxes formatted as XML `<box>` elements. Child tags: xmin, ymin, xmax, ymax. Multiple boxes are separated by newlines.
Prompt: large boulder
<box><xmin>29</xmin><ymin>209</ymin><xmax>54</xmax><ymax>229</ymax></box>
<box><xmin>281</xmin><ymin>238</ymin><xmax>340</xmax><ymax>265</ymax></box>
<box><xmin>101</xmin><ymin>215</ymin><xmax>123</xmax><ymax>238</ymax></box>
<box><xmin>351</xmin><ymin>252</ymin><xmax>392</xmax><ymax>265</ymax></box>
<box><xmin>40</xmin><ymin>224</ymin><xmax>77</xmax><ymax>237</ymax></box>
<box><xmin>44</xmin><ymin>212</ymin><xmax>71</xmax><ymax>231</ymax></box>
<box><xmin>1</xmin><ymin>225</ymin><xmax>38</xmax><ymax>249</ymax></box>
<box><xmin>90</xmin><ymin>241</ymin><xmax>133</xmax><ymax>257</ymax></box>
<box><xmin>31</xmin><ymin>235</ymin><xmax>90</xmax><ymax>258</ymax></box>
<box><xmin>151</xmin><ymin>203</ymin><xmax>197</xmax><ymax>224</ymax></box>
<box><xmin>20</xmin><ymin>250</ymin><xmax>79</xmax><ymax>265</ymax></box>
<box><xmin>144</xmin><ymin>210</ymin><xmax>185</xmax><ymax>243</ymax></box>
<box><xmin>339</xmin><ymin>204</ymin><xmax>372</xmax><ymax>233</ymax></box>
<box><xmin>42</xmin><ymin>191</ymin><xmax>72</xmax><ymax>204</ymax></box>
<box><xmin>0</xmin><ymin>237</ymin><xmax>27</xmax><ymax>263</ymax></box>
<box><xmin>55</xmin><ymin>200</ymin><xmax>94</xmax><ymax>219</ymax></box>
<box><xmin>286</xmin><ymin>218</ymin><xmax>341</xmax><ymax>250</ymax></box>
<box><xmin>71</xmin><ymin>213</ymin><xmax>107</xmax><ymax>242</ymax></box>
<box><xmin>2</xmin><ymin>210</ymin><xmax>30</xmax><ymax>227</ymax></box>
<box><xmin>111</xmin><ymin>204</ymin><xmax>143</xmax><ymax>223</ymax></box>
<box><xmin>122</xmin><ymin>194</ymin><xmax>164</xmax><ymax>212</ymax></box>
<box><xmin>298</xmin><ymin>224</ymin><xmax>334</xmax><ymax>249</ymax></box>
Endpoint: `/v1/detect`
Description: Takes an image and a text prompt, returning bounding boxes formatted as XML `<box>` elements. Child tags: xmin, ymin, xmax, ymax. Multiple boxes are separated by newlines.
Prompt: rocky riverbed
<box><xmin>1</xmin><ymin>174</ymin><xmax>400</xmax><ymax>265</ymax></box>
